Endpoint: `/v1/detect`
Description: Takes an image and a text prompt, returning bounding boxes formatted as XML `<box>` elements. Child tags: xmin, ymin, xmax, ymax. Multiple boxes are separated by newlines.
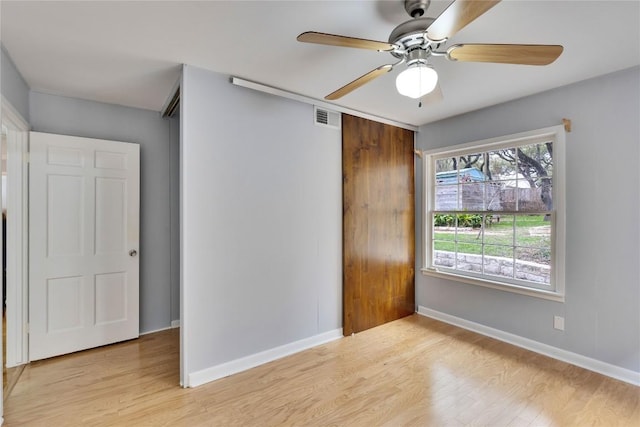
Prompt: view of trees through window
<box><xmin>431</xmin><ymin>141</ymin><xmax>553</xmax><ymax>287</ymax></box>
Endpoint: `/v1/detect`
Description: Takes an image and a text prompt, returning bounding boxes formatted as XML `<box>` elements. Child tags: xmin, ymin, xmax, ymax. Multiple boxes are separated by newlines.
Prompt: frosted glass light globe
<box><xmin>395</xmin><ymin>65</ymin><xmax>438</xmax><ymax>98</ymax></box>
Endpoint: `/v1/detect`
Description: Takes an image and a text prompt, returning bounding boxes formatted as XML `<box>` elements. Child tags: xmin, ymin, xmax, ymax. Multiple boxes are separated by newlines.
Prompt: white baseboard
<box><xmin>417</xmin><ymin>306</ymin><xmax>640</xmax><ymax>387</ymax></box>
<box><xmin>187</xmin><ymin>328</ymin><xmax>343</xmax><ymax>388</ymax></box>
<box><xmin>140</xmin><ymin>327</ymin><xmax>168</xmax><ymax>336</ymax></box>
<box><xmin>140</xmin><ymin>326</ymin><xmax>173</xmax><ymax>336</ymax></box>
<box><xmin>140</xmin><ymin>321</ymin><xmax>180</xmax><ymax>336</ymax></box>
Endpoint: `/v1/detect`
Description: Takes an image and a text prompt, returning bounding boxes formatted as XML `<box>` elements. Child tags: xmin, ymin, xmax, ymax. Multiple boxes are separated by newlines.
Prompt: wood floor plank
<box><xmin>4</xmin><ymin>316</ymin><xmax>639</xmax><ymax>426</ymax></box>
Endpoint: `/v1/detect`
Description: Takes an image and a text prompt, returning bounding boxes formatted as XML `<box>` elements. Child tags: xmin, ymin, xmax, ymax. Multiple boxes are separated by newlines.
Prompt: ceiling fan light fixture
<box><xmin>395</xmin><ymin>63</ymin><xmax>438</xmax><ymax>99</ymax></box>
<box><xmin>298</xmin><ymin>0</ymin><xmax>563</xmax><ymax>101</ymax></box>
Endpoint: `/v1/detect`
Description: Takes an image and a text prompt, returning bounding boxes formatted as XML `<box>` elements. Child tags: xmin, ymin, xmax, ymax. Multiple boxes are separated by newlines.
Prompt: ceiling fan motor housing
<box><xmin>406</xmin><ymin>49</ymin><xmax>429</xmax><ymax>66</ymax></box>
<box><xmin>404</xmin><ymin>0</ymin><xmax>431</xmax><ymax>17</ymax></box>
<box><xmin>389</xmin><ymin>17</ymin><xmax>437</xmax><ymax>59</ymax></box>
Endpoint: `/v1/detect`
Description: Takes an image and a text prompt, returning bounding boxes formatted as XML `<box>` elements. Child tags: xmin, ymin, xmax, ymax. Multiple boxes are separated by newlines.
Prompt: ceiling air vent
<box><xmin>314</xmin><ymin>106</ymin><xmax>341</xmax><ymax>130</ymax></box>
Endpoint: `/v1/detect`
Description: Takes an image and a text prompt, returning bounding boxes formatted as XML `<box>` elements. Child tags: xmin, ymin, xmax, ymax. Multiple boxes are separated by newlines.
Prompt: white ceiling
<box><xmin>2</xmin><ymin>0</ymin><xmax>639</xmax><ymax>126</ymax></box>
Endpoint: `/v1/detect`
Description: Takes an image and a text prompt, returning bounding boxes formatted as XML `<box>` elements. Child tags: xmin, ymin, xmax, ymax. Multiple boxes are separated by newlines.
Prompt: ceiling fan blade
<box><xmin>448</xmin><ymin>44</ymin><xmax>564</xmax><ymax>65</ymax></box>
<box><xmin>325</xmin><ymin>65</ymin><xmax>393</xmax><ymax>100</ymax></box>
<box><xmin>426</xmin><ymin>0</ymin><xmax>501</xmax><ymax>41</ymax></box>
<box><xmin>297</xmin><ymin>31</ymin><xmax>395</xmax><ymax>52</ymax></box>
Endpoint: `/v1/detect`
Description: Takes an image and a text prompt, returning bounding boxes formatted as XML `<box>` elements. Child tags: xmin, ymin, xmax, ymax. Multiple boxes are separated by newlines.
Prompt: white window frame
<box><xmin>421</xmin><ymin>125</ymin><xmax>566</xmax><ymax>302</ymax></box>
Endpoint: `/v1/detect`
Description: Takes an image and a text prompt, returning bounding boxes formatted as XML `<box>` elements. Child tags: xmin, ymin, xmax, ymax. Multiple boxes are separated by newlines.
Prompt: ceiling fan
<box><xmin>297</xmin><ymin>0</ymin><xmax>563</xmax><ymax>102</ymax></box>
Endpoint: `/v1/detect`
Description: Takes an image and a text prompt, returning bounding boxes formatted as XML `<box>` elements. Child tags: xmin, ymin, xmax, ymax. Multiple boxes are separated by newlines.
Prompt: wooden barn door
<box><xmin>342</xmin><ymin>114</ymin><xmax>415</xmax><ymax>336</ymax></box>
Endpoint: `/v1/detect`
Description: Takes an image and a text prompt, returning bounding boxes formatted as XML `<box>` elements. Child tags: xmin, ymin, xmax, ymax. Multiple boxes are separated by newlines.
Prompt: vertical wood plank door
<box><xmin>342</xmin><ymin>114</ymin><xmax>415</xmax><ymax>336</ymax></box>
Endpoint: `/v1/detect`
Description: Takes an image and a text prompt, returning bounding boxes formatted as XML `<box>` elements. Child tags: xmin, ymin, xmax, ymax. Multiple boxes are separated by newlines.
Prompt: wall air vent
<box><xmin>314</xmin><ymin>106</ymin><xmax>341</xmax><ymax>130</ymax></box>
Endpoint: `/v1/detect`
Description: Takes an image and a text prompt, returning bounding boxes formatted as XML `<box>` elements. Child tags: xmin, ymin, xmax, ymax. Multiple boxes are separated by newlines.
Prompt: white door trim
<box><xmin>1</xmin><ymin>96</ymin><xmax>29</xmax><ymax>367</ymax></box>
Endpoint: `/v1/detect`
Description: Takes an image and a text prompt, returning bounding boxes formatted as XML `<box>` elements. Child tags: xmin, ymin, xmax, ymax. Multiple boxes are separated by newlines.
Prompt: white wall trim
<box><xmin>187</xmin><ymin>328</ymin><xmax>343</xmax><ymax>388</ymax></box>
<box><xmin>171</xmin><ymin>320</ymin><xmax>180</xmax><ymax>328</ymax></box>
<box><xmin>1</xmin><ymin>97</ymin><xmax>30</xmax><ymax>368</ymax></box>
<box><xmin>231</xmin><ymin>77</ymin><xmax>419</xmax><ymax>132</ymax></box>
<box><xmin>1</xmin><ymin>96</ymin><xmax>29</xmax><ymax>130</ymax></box>
<box><xmin>140</xmin><ymin>326</ymin><xmax>174</xmax><ymax>336</ymax></box>
<box><xmin>417</xmin><ymin>306</ymin><xmax>640</xmax><ymax>386</ymax></box>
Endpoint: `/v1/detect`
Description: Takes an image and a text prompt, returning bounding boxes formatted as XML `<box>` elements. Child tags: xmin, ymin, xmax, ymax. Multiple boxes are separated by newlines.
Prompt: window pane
<box><xmin>456</xmin><ymin>155</ymin><xmax>484</xmax><ymax>182</ymax></box>
<box><xmin>433</xmin><ymin>241</ymin><xmax>454</xmax><ymax>267</ymax></box>
<box><xmin>456</xmin><ymin>220</ymin><xmax>481</xmax><ymax>243</ymax></box>
<box><xmin>483</xmin><ymin>245</ymin><xmax>514</xmax><ymax>279</ymax></box>
<box><xmin>515</xmin><ymin>245</ymin><xmax>551</xmax><ymax>267</ymax></box>
<box><xmin>515</xmin><ymin>214</ymin><xmax>552</xmax><ymax>279</ymax></box>
<box><xmin>495</xmin><ymin>181</ymin><xmax>517</xmax><ymax>211</ymax></box>
<box><xmin>515</xmin><ymin>248</ymin><xmax>551</xmax><ymax>285</ymax></box>
<box><xmin>433</xmin><ymin>213</ymin><xmax>455</xmax><ymax>228</ymax></box>
<box><xmin>516</xmin><ymin>186</ymin><xmax>543</xmax><ymax>211</ymax></box>
<box><xmin>518</xmin><ymin>142</ymin><xmax>553</xmax><ymax>178</ymax></box>
<box><xmin>487</xmin><ymin>150</ymin><xmax>517</xmax><ymax>180</ymax></box>
<box><xmin>536</xmin><ymin>178</ymin><xmax>553</xmax><ymax>211</ymax></box>
<box><xmin>456</xmin><ymin>243</ymin><xmax>482</xmax><ymax>273</ymax></box>
<box><xmin>488</xmin><ymin>148</ymin><xmax>519</xmax><ymax>209</ymax></box>
<box><xmin>515</xmin><ymin>215</ymin><xmax>551</xmax><ymax>248</ymax></box>
<box><xmin>485</xmin><ymin>182</ymin><xmax>502</xmax><ymax>211</ymax></box>
<box><xmin>456</xmin><ymin>213</ymin><xmax>483</xmax><ymax>233</ymax></box>
<box><xmin>459</xmin><ymin>183</ymin><xmax>484</xmax><ymax>210</ymax></box>
<box><xmin>484</xmin><ymin>244</ymin><xmax>513</xmax><ymax>258</ymax></box>
<box><xmin>484</xmin><ymin>214</ymin><xmax>514</xmax><ymax>246</ymax></box>
<box><xmin>433</xmin><ymin>230</ymin><xmax>455</xmax><ymax>248</ymax></box>
<box><xmin>435</xmin><ymin>158</ymin><xmax>456</xmax><ymax>178</ymax></box>
<box><xmin>435</xmin><ymin>184</ymin><xmax>458</xmax><ymax>210</ymax></box>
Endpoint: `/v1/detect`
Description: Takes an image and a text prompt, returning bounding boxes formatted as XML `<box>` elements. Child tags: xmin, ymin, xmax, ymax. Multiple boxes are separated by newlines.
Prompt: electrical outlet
<box><xmin>554</xmin><ymin>316</ymin><xmax>565</xmax><ymax>331</ymax></box>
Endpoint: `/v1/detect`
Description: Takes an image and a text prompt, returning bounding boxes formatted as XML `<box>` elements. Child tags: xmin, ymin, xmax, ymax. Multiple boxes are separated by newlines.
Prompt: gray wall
<box><xmin>181</xmin><ymin>65</ymin><xmax>342</xmax><ymax>380</ymax></box>
<box><xmin>416</xmin><ymin>66</ymin><xmax>640</xmax><ymax>373</ymax></box>
<box><xmin>1</xmin><ymin>46</ymin><xmax>30</xmax><ymax>122</ymax></box>
<box><xmin>29</xmin><ymin>91</ymin><xmax>174</xmax><ymax>333</ymax></box>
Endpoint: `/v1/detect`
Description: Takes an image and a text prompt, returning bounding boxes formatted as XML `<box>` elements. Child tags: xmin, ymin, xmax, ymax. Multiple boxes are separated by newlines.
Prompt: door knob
<box><xmin>129</xmin><ymin>249</ymin><xmax>138</xmax><ymax>257</ymax></box>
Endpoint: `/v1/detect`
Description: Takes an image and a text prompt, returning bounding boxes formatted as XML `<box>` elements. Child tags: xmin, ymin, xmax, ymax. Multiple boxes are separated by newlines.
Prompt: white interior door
<box><xmin>29</xmin><ymin>132</ymin><xmax>140</xmax><ymax>361</ymax></box>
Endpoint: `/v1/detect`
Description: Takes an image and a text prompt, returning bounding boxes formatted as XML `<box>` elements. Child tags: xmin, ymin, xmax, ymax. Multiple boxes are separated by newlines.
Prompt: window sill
<box><xmin>420</xmin><ymin>268</ymin><xmax>565</xmax><ymax>302</ymax></box>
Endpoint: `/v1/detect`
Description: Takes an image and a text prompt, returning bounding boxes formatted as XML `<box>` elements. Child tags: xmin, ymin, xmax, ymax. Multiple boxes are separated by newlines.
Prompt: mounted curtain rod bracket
<box><xmin>562</xmin><ymin>118</ymin><xmax>572</xmax><ymax>133</ymax></box>
<box><xmin>414</xmin><ymin>149</ymin><xmax>423</xmax><ymax>158</ymax></box>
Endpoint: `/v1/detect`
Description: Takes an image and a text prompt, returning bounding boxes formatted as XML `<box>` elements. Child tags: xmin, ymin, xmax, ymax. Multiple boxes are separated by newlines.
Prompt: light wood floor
<box><xmin>3</xmin><ymin>315</ymin><xmax>639</xmax><ymax>426</ymax></box>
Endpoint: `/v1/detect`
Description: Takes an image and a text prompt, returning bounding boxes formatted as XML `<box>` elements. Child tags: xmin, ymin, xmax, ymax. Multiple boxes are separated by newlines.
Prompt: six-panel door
<box><xmin>29</xmin><ymin>132</ymin><xmax>140</xmax><ymax>361</ymax></box>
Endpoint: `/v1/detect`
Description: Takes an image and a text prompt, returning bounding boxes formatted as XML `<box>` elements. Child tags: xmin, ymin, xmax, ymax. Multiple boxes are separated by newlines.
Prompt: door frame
<box><xmin>1</xmin><ymin>96</ymin><xmax>30</xmax><ymax>367</ymax></box>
